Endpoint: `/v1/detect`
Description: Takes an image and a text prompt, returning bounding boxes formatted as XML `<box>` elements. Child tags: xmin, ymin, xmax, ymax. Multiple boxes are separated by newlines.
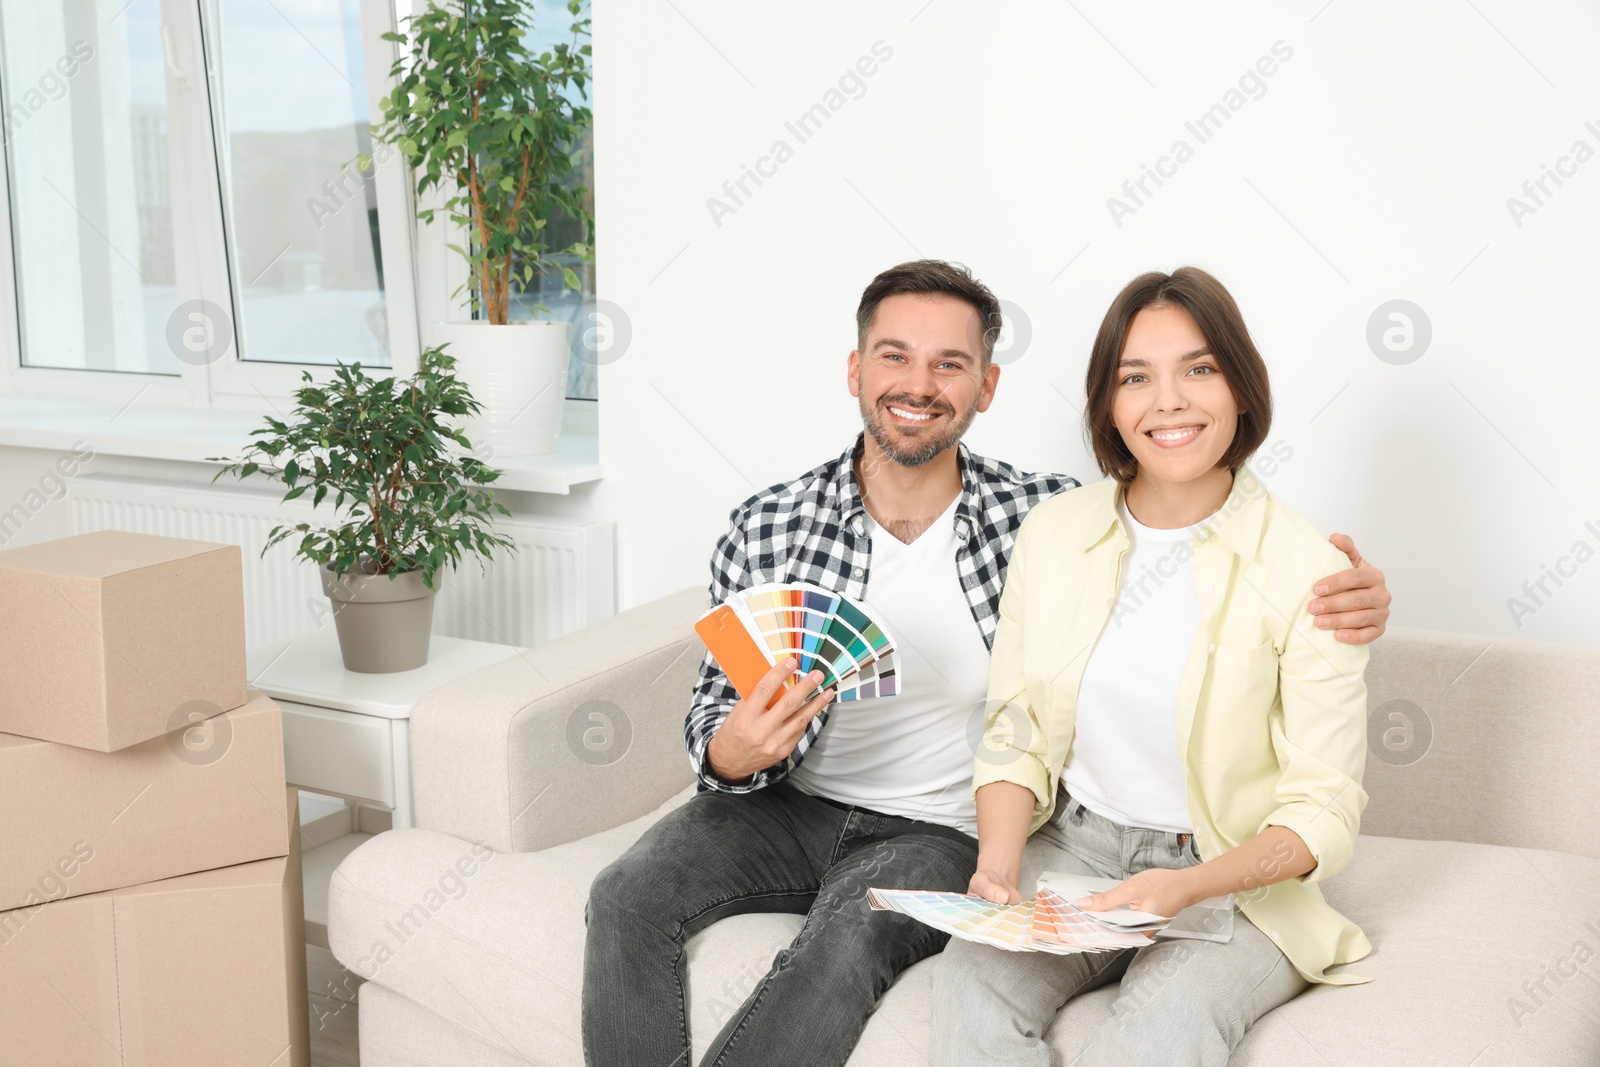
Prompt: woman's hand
<box><xmin>970</xmin><ymin>782</ymin><xmax>1037</xmax><ymax>905</ymax></box>
<box><xmin>1075</xmin><ymin>866</ymin><xmax>1198</xmax><ymax>920</ymax></box>
<box><xmin>969</xmin><ymin>867</ymin><xmax>1023</xmax><ymax>905</ymax></box>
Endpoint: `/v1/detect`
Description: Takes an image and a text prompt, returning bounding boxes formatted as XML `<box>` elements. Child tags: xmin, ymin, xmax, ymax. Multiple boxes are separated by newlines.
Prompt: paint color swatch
<box><xmin>1038</xmin><ymin>871</ymin><xmax>1235</xmax><ymax>943</ymax></box>
<box><xmin>865</xmin><ymin>890</ymin><xmax>1048</xmax><ymax>953</ymax></box>
<box><xmin>1030</xmin><ymin>889</ymin><xmax>1160</xmax><ymax>950</ymax></box>
<box><xmin>695</xmin><ymin>582</ymin><xmax>902</xmax><ymax>704</ymax></box>
<box><xmin>867</xmin><ymin>888</ymin><xmax>1167</xmax><ymax>955</ymax></box>
<box><xmin>870</xmin><ymin>876</ymin><xmax>1236</xmax><ymax>954</ymax></box>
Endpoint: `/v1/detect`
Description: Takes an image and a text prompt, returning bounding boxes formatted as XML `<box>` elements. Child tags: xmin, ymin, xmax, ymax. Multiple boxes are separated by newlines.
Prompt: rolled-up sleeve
<box><xmin>1260</xmin><ymin>543</ymin><xmax>1371</xmax><ymax>885</ymax></box>
<box><xmin>970</xmin><ymin>510</ymin><xmax>1055</xmax><ymax>830</ymax></box>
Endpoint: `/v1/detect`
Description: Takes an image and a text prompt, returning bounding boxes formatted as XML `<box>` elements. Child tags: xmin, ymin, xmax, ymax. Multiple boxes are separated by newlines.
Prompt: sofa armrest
<box><xmin>409</xmin><ymin>586</ymin><xmax>704</xmax><ymax>853</ymax></box>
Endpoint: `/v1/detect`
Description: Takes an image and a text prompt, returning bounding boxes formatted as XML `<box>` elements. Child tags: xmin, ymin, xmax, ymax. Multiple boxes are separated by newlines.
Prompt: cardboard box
<box><xmin>0</xmin><ymin>690</ymin><xmax>289</xmax><ymax>912</ymax></box>
<box><xmin>0</xmin><ymin>530</ymin><xmax>247</xmax><ymax>751</ymax></box>
<box><xmin>0</xmin><ymin>787</ymin><xmax>309</xmax><ymax>1067</ymax></box>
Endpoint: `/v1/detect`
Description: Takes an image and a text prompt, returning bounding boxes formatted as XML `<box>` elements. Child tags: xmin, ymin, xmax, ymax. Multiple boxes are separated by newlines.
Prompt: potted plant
<box><xmin>212</xmin><ymin>346</ymin><xmax>515</xmax><ymax>674</ymax></box>
<box><xmin>370</xmin><ymin>0</ymin><xmax>594</xmax><ymax>457</ymax></box>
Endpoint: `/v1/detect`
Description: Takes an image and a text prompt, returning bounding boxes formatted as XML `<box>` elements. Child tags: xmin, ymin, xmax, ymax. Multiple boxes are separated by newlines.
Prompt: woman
<box><xmin>930</xmin><ymin>267</ymin><xmax>1372</xmax><ymax>1066</ymax></box>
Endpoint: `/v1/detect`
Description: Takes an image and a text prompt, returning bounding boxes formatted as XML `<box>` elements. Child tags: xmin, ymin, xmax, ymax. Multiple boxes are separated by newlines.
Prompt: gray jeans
<box><xmin>930</xmin><ymin>787</ymin><xmax>1309</xmax><ymax>1067</ymax></box>
<box><xmin>582</xmin><ymin>780</ymin><xmax>978</xmax><ymax>1067</ymax></box>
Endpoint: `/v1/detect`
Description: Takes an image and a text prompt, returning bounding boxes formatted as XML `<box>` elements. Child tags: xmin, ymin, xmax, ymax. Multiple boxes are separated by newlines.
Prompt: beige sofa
<box><xmin>328</xmin><ymin>587</ymin><xmax>1600</xmax><ymax>1066</ymax></box>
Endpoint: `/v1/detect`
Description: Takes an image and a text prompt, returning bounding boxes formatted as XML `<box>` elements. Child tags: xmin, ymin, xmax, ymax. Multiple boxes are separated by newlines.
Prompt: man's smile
<box><xmin>884</xmin><ymin>402</ymin><xmax>947</xmax><ymax>427</ymax></box>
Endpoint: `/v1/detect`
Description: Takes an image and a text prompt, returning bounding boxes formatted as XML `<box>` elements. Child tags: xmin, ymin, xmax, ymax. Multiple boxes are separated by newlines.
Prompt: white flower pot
<box><xmin>435</xmin><ymin>320</ymin><xmax>570</xmax><ymax>457</ymax></box>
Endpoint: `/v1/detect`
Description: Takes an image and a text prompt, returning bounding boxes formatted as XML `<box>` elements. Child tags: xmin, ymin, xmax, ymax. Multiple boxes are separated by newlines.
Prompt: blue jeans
<box><xmin>930</xmin><ymin>787</ymin><xmax>1309</xmax><ymax>1067</ymax></box>
<box><xmin>582</xmin><ymin>780</ymin><xmax>979</xmax><ymax>1067</ymax></box>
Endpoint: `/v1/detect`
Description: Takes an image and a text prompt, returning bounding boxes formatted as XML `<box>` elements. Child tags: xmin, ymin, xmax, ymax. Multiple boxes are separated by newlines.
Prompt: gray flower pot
<box><xmin>320</xmin><ymin>563</ymin><xmax>437</xmax><ymax>674</ymax></box>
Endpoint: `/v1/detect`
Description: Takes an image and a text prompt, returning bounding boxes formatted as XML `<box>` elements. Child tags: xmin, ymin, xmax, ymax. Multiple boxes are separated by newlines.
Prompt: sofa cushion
<box><xmin>357</xmin><ymin>981</ymin><xmax>530</xmax><ymax>1067</ymax></box>
<box><xmin>328</xmin><ymin>787</ymin><xmax>696</xmax><ymax>1066</ymax></box>
<box><xmin>330</xmin><ymin>791</ymin><xmax>1600</xmax><ymax>1067</ymax></box>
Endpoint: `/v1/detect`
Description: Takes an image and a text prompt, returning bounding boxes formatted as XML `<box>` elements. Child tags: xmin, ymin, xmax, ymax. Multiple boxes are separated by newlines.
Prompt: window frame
<box><xmin>0</xmin><ymin>0</ymin><xmax>422</xmax><ymax>411</ymax></box>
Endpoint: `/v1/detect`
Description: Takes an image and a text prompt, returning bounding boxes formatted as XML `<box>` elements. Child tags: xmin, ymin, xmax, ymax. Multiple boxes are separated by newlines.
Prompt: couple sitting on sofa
<box><xmin>582</xmin><ymin>259</ymin><xmax>1393</xmax><ymax>1067</ymax></box>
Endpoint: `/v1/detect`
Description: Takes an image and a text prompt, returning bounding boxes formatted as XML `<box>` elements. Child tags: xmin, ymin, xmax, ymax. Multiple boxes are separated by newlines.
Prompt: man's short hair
<box><xmin>855</xmin><ymin>259</ymin><xmax>1003</xmax><ymax>364</ymax></box>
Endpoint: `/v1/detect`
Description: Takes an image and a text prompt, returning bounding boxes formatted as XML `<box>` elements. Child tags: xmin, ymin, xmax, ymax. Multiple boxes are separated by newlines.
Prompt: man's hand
<box><xmin>1310</xmin><ymin>532</ymin><xmax>1391</xmax><ymax>645</ymax></box>
<box><xmin>968</xmin><ymin>868</ymin><xmax>1023</xmax><ymax>905</ymax></box>
<box><xmin>705</xmin><ymin>658</ymin><xmax>834</xmax><ymax>784</ymax></box>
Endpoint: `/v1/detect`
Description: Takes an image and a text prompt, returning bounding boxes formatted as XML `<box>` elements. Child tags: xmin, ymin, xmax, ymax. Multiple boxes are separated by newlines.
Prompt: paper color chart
<box><xmin>866</xmin><ymin>889</ymin><xmax>1161</xmax><ymax>955</ymax></box>
<box><xmin>697</xmin><ymin>582</ymin><xmax>902</xmax><ymax>702</ymax></box>
<box><xmin>865</xmin><ymin>890</ymin><xmax>1043</xmax><ymax>953</ymax></box>
<box><xmin>1030</xmin><ymin>889</ymin><xmax>1159</xmax><ymax>950</ymax></box>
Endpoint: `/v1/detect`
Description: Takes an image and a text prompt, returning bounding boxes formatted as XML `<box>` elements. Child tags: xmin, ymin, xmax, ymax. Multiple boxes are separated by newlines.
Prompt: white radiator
<box><xmin>66</xmin><ymin>474</ymin><xmax>614</xmax><ymax>652</ymax></box>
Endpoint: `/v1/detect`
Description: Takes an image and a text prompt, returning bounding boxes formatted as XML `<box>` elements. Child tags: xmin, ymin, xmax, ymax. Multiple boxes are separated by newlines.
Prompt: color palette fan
<box><xmin>694</xmin><ymin>582</ymin><xmax>902</xmax><ymax>706</ymax></box>
<box><xmin>864</xmin><ymin>889</ymin><xmax>1162</xmax><ymax>955</ymax></box>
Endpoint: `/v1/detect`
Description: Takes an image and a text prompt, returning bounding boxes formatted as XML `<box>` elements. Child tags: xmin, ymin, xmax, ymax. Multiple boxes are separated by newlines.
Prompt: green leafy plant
<box><xmin>369</xmin><ymin>0</ymin><xmax>594</xmax><ymax>325</ymax></box>
<box><xmin>211</xmin><ymin>346</ymin><xmax>514</xmax><ymax>590</ymax></box>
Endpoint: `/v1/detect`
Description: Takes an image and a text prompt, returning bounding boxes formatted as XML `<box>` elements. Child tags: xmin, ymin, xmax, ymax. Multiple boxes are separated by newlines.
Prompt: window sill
<box><xmin>0</xmin><ymin>395</ymin><xmax>603</xmax><ymax>495</ymax></box>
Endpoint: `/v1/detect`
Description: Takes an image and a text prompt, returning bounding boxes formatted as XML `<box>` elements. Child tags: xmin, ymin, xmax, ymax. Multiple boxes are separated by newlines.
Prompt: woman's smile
<box><xmin>1144</xmin><ymin>423</ymin><xmax>1207</xmax><ymax>448</ymax></box>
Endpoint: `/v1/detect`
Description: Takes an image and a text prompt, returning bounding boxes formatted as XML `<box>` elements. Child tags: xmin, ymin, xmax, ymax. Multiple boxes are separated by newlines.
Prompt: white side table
<box><xmin>246</xmin><ymin>627</ymin><xmax>524</xmax><ymax>939</ymax></box>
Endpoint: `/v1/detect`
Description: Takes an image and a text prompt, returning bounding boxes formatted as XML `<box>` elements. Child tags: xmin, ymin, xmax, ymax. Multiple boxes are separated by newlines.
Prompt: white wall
<box><xmin>591</xmin><ymin>0</ymin><xmax>1600</xmax><ymax>646</ymax></box>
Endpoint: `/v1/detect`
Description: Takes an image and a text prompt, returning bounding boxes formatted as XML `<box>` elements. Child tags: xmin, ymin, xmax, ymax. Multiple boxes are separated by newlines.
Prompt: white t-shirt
<box><xmin>1061</xmin><ymin>495</ymin><xmax>1209</xmax><ymax>834</ymax></box>
<box><xmin>789</xmin><ymin>494</ymin><xmax>989</xmax><ymax>836</ymax></box>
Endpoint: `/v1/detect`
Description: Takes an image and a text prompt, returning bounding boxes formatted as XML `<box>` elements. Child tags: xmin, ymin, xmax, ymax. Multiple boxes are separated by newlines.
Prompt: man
<box><xmin>582</xmin><ymin>260</ymin><xmax>1391</xmax><ymax>1066</ymax></box>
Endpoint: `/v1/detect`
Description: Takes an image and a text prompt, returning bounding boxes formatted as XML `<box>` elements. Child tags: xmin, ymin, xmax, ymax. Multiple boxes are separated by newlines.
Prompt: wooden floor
<box><xmin>308</xmin><ymin>943</ymin><xmax>363</xmax><ymax>1067</ymax></box>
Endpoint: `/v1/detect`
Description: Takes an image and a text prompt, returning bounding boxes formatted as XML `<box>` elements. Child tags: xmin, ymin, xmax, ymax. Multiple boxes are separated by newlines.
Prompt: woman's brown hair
<box><xmin>1084</xmin><ymin>267</ymin><xmax>1272</xmax><ymax>483</ymax></box>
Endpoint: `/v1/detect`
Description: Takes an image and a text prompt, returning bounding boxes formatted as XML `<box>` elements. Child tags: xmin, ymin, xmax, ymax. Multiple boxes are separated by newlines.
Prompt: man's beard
<box><xmin>859</xmin><ymin>389</ymin><xmax>979</xmax><ymax>468</ymax></box>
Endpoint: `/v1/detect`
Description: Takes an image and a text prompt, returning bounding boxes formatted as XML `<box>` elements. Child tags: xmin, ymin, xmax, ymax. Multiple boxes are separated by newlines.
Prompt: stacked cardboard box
<box><xmin>0</xmin><ymin>532</ymin><xmax>310</xmax><ymax>1066</ymax></box>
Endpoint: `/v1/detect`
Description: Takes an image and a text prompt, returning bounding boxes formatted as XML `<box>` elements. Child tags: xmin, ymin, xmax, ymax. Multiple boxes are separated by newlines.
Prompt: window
<box><xmin>0</xmin><ymin>1</ymin><xmax>597</xmax><ymax>411</ymax></box>
<box><xmin>0</xmin><ymin>0</ymin><xmax>416</xmax><ymax>405</ymax></box>
<box><xmin>0</xmin><ymin>1</ymin><xmax>183</xmax><ymax>375</ymax></box>
<box><xmin>203</xmin><ymin>0</ymin><xmax>392</xmax><ymax>369</ymax></box>
<box><xmin>489</xmin><ymin>0</ymin><xmax>596</xmax><ymax>401</ymax></box>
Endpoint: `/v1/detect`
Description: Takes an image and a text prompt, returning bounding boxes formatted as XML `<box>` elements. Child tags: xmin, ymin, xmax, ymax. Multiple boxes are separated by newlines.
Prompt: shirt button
<box><xmin>1208</xmin><ymin>643</ymin><xmax>1217</xmax><ymax>654</ymax></box>
<box><xmin>1204</xmin><ymin>583</ymin><xmax>1214</xmax><ymax>593</ymax></box>
<box><xmin>852</xmin><ymin>567</ymin><xmax>864</xmax><ymax>578</ymax></box>
<box><xmin>1271</xmin><ymin>929</ymin><xmax>1282</xmax><ymax>940</ymax></box>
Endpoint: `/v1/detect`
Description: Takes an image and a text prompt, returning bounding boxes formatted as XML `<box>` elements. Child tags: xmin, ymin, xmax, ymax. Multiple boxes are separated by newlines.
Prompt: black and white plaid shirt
<box><xmin>686</xmin><ymin>433</ymin><xmax>1080</xmax><ymax>793</ymax></box>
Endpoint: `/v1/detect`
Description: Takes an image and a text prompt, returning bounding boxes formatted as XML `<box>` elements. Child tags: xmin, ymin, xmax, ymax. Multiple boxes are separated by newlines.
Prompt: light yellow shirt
<box><xmin>972</xmin><ymin>465</ymin><xmax>1373</xmax><ymax>984</ymax></box>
